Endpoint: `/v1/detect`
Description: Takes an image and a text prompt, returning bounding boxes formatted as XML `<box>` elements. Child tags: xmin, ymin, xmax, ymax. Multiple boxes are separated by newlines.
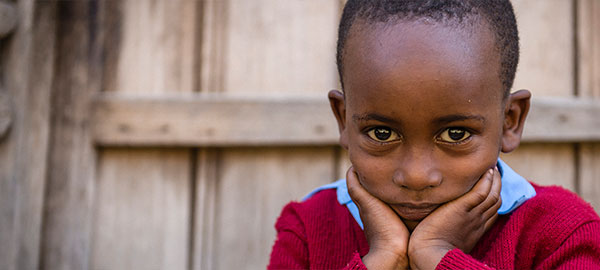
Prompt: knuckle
<box><xmin>474</xmin><ymin>191</ymin><xmax>487</xmax><ymax>202</ymax></box>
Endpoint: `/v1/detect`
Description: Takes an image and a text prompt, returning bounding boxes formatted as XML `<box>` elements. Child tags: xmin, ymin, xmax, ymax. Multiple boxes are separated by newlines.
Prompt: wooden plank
<box><xmin>579</xmin><ymin>143</ymin><xmax>600</xmax><ymax>212</ymax></box>
<box><xmin>214</xmin><ymin>148</ymin><xmax>335</xmax><ymax>270</ymax></box>
<box><xmin>91</xmin><ymin>95</ymin><xmax>600</xmax><ymax>146</ymax></box>
<box><xmin>91</xmin><ymin>149</ymin><xmax>191</xmax><ymax>270</ymax></box>
<box><xmin>507</xmin><ymin>0</ymin><xmax>577</xmax><ymax>191</ymax></box>
<box><xmin>216</xmin><ymin>0</ymin><xmax>339</xmax><ymax>94</ymax></box>
<box><xmin>0</xmin><ymin>92</ymin><xmax>11</xmax><ymax>141</ymax></box>
<box><xmin>40</xmin><ymin>2</ymin><xmax>97</xmax><ymax>269</ymax></box>
<box><xmin>578</xmin><ymin>0</ymin><xmax>600</xmax><ymax>213</ymax></box>
<box><xmin>193</xmin><ymin>150</ymin><xmax>219</xmax><ymax>270</ymax></box>
<box><xmin>0</xmin><ymin>1</ymin><xmax>56</xmax><ymax>269</ymax></box>
<box><xmin>90</xmin><ymin>1</ymin><xmax>200</xmax><ymax>269</ymax></box>
<box><xmin>195</xmin><ymin>1</ymin><xmax>340</xmax><ymax>270</ymax></box>
<box><xmin>107</xmin><ymin>0</ymin><xmax>198</xmax><ymax>94</ymax></box>
<box><xmin>578</xmin><ymin>0</ymin><xmax>600</xmax><ymax>98</ymax></box>
<box><xmin>512</xmin><ymin>0</ymin><xmax>574</xmax><ymax>97</ymax></box>
<box><xmin>0</xmin><ymin>1</ymin><xmax>17</xmax><ymax>38</ymax></box>
<box><xmin>500</xmin><ymin>144</ymin><xmax>576</xmax><ymax>191</ymax></box>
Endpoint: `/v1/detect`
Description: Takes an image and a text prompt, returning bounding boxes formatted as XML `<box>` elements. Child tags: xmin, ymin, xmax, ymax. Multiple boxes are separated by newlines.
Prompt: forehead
<box><xmin>343</xmin><ymin>20</ymin><xmax>503</xmax><ymax>111</ymax></box>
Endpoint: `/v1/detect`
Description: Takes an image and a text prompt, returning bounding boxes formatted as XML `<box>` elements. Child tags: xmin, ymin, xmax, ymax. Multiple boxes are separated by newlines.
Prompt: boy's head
<box><xmin>328</xmin><ymin>0</ymin><xmax>531</xmax><ymax>230</ymax></box>
<box><xmin>336</xmin><ymin>0</ymin><xmax>520</xmax><ymax>98</ymax></box>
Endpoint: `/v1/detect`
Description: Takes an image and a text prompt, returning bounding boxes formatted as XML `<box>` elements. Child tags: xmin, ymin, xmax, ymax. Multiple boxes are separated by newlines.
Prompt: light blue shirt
<box><xmin>303</xmin><ymin>159</ymin><xmax>536</xmax><ymax>230</ymax></box>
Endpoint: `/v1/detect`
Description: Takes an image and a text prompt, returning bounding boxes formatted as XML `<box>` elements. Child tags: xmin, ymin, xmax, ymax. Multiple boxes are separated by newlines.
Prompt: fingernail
<box><xmin>488</xmin><ymin>168</ymin><xmax>494</xmax><ymax>177</ymax></box>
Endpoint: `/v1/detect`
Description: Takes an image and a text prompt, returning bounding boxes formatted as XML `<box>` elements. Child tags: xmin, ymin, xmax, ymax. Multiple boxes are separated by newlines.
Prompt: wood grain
<box><xmin>0</xmin><ymin>0</ymin><xmax>17</xmax><ymax>38</ymax></box>
<box><xmin>217</xmin><ymin>0</ymin><xmax>339</xmax><ymax>95</ymax></box>
<box><xmin>0</xmin><ymin>91</ymin><xmax>11</xmax><ymax>140</ymax></box>
<box><xmin>108</xmin><ymin>0</ymin><xmax>198</xmax><ymax>94</ymax></box>
<box><xmin>512</xmin><ymin>0</ymin><xmax>574</xmax><ymax>97</ymax></box>
<box><xmin>195</xmin><ymin>1</ymin><xmax>341</xmax><ymax>269</ymax></box>
<box><xmin>507</xmin><ymin>0</ymin><xmax>577</xmax><ymax>191</ymax></box>
<box><xmin>0</xmin><ymin>1</ymin><xmax>56</xmax><ymax>269</ymax></box>
<box><xmin>89</xmin><ymin>1</ymin><xmax>201</xmax><ymax>269</ymax></box>
<box><xmin>91</xmin><ymin>149</ymin><xmax>191</xmax><ymax>270</ymax></box>
<box><xmin>193</xmin><ymin>149</ymin><xmax>219</xmax><ymax>270</ymax></box>
<box><xmin>214</xmin><ymin>148</ymin><xmax>335</xmax><ymax>270</ymax></box>
<box><xmin>500</xmin><ymin>144</ymin><xmax>576</xmax><ymax>191</ymax></box>
<box><xmin>577</xmin><ymin>0</ymin><xmax>600</xmax><ymax>213</ymax></box>
<box><xmin>579</xmin><ymin>143</ymin><xmax>600</xmax><ymax>212</ymax></box>
<box><xmin>91</xmin><ymin>95</ymin><xmax>600</xmax><ymax>146</ymax></box>
<box><xmin>40</xmin><ymin>2</ymin><xmax>96</xmax><ymax>269</ymax></box>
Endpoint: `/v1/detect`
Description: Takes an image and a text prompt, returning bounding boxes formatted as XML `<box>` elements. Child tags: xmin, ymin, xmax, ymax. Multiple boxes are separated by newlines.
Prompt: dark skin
<box><xmin>328</xmin><ymin>20</ymin><xmax>531</xmax><ymax>269</ymax></box>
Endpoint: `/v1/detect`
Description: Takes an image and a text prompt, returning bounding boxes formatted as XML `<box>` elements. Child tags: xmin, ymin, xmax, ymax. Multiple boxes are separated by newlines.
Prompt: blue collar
<box><xmin>303</xmin><ymin>159</ymin><xmax>536</xmax><ymax>230</ymax></box>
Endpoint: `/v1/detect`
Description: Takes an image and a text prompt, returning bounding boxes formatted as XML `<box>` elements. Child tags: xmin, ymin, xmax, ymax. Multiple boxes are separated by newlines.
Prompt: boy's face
<box><xmin>330</xmin><ymin>21</ymin><xmax>525</xmax><ymax>229</ymax></box>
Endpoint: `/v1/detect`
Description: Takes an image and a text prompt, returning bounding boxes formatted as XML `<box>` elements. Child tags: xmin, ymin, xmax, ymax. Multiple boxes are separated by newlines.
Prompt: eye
<box><xmin>367</xmin><ymin>127</ymin><xmax>400</xmax><ymax>142</ymax></box>
<box><xmin>439</xmin><ymin>127</ymin><xmax>471</xmax><ymax>143</ymax></box>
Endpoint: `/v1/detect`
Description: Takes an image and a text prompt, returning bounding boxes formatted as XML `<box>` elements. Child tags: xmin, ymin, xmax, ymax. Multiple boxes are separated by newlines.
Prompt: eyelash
<box><xmin>363</xmin><ymin>126</ymin><xmax>474</xmax><ymax>145</ymax></box>
<box><xmin>365</xmin><ymin>126</ymin><xmax>402</xmax><ymax>144</ymax></box>
<box><xmin>436</xmin><ymin>127</ymin><xmax>473</xmax><ymax>145</ymax></box>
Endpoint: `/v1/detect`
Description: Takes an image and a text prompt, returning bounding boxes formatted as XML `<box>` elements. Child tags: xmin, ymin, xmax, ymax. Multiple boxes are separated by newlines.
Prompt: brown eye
<box><xmin>367</xmin><ymin>127</ymin><xmax>400</xmax><ymax>142</ymax></box>
<box><xmin>439</xmin><ymin>128</ymin><xmax>471</xmax><ymax>143</ymax></box>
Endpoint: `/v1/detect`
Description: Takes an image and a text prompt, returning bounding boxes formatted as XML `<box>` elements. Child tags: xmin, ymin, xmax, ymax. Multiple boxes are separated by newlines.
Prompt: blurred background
<box><xmin>0</xmin><ymin>0</ymin><xmax>599</xmax><ymax>269</ymax></box>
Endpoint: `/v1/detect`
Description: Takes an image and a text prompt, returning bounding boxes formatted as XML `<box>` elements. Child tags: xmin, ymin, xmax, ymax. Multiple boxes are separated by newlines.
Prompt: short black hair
<box><xmin>336</xmin><ymin>0</ymin><xmax>519</xmax><ymax>97</ymax></box>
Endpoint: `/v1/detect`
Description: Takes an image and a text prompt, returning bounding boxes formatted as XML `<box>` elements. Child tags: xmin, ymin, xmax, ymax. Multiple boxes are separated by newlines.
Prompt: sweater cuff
<box><xmin>344</xmin><ymin>252</ymin><xmax>368</xmax><ymax>270</ymax></box>
<box><xmin>436</xmin><ymin>249</ymin><xmax>494</xmax><ymax>270</ymax></box>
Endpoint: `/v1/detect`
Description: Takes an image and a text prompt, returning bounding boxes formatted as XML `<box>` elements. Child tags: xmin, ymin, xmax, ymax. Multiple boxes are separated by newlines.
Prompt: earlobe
<box><xmin>328</xmin><ymin>90</ymin><xmax>349</xmax><ymax>149</ymax></box>
<box><xmin>501</xmin><ymin>89</ymin><xmax>531</xmax><ymax>153</ymax></box>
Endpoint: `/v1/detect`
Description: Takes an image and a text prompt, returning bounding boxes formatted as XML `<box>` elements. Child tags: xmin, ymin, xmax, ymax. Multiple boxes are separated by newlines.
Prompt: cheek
<box><xmin>348</xmin><ymin>150</ymin><xmax>394</xmax><ymax>195</ymax></box>
<box><xmin>446</xmin><ymin>153</ymin><xmax>498</xmax><ymax>195</ymax></box>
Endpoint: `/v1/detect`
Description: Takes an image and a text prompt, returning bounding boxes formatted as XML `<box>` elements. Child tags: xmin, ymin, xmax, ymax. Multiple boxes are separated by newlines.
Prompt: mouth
<box><xmin>390</xmin><ymin>203</ymin><xmax>439</xmax><ymax>221</ymax></box>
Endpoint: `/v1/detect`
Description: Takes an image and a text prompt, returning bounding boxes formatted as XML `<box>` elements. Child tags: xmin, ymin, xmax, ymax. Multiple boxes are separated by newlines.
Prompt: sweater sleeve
<box><xmin>435</xmin><ymin>249</ymin><xmax>495</xmax><ymax>270</ymax></box>
<box><xmin>437</xmin><ymin>220</ymin><xmax>600</xmax><ymax>270</ymax></box>
<box><xmin>268</xmin><ymin>202</ymin><xmax>369</xmax><ymax>270</ymax></box>
<box><xmin>268</xmin><ymin>203</ymin><xmax>310</xmax><ymax>270</ymax></box>
<box><xmin>535</xmin><ymin>220</ymin><xmax>600</xmax><ymax>269</ymax></box>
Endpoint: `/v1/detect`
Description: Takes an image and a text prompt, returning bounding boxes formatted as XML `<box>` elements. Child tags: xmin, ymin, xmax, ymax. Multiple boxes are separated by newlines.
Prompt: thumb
<box><xmin>346</xmin><ymin>167</ymin><xmax>380</xmax><ymax>212</ymax></box>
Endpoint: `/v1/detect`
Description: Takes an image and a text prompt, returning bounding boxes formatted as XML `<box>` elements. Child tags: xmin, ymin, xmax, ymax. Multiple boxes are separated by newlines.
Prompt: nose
<box><xmin>392</xmin><ymin>151</ymin><xmax>442</xmax><ymax>191</ymax></box>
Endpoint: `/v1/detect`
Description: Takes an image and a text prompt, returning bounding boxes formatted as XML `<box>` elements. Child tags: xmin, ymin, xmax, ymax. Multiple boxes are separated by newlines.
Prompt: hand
<box><xmin>346</xmin><ymin>167</ymin><xmax>410</xmax><ymax>270</ymax></box>
<box><xmin>408</xmin><ymin>167</ymin><xmax>502</xmax><ymax>270</ymax></box>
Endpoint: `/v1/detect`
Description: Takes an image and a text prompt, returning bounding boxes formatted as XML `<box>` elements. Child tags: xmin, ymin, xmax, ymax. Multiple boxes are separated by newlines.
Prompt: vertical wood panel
<box><xmin>215</xmin><ymin>148</ymin><xmax>336</xmax><ymax>270</ymax></box>
<box><xmin>512</xmin><ymin>0</ymin><xmax>574</xmax><ymax>97</ymax></box>
<box><xmin>91</xmin><ymin>1</ymin><xmax>200</xmax><ymax>269</ymax></box>
<box><xmin>578</xmin><ymin>0</ymin><xmax>600</xmax><ymax>212</ymax></box>
<box><xmin>0</xmin><ymin>1</ymin><xmax>56</xmax><ymax>269</ymax></box>
<box><xmin>110</xmin><ymin>0</ymin><xmax>198</xmax><ymax>94</ymax></box>
<box><xmin>197</xmin><ymin>1</ymin><xmax>341</xmax><ymax>269</ymax></box>
<box><xmin>219</xmin><ymin>0</ymin><xmax>339</xmax><ymax>94</ymax></box>
<box><xmin>91</xmin><ymin>149</ymin><xmax>190</xmax><ymax>270</ymax></box>
<box><xmin>506</xmin><ymin>0</ymin><xmax>576</xmax><ymax>189</ymax></box>
<box><xmin>193</xmin><ymin>149</ymin><xmax>219</xmax><ymax>270</ymax></box>
<box><xmin>40</xmin><ymin>2</ymin><xmax>98</xmax><ymax>269</ymax></box>
<box><xmin>500</xmin><ymin>144</ymin><xmax>576</xmax><ymax>191</ymax></box>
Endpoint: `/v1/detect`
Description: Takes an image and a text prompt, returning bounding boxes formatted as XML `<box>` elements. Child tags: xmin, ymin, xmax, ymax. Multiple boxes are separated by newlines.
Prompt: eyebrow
<box><xmin>433</xmin><ymin>114</ymin><xmax>486</xmax><ymax>125</ymax></box>
<box><xmin>352</xmin><ymin>113</ymin><xmax>399</xmax><ymax>124</ymax></box>
<box><xmin>352</xmin><ymin>113</ymin><xmax>486</xmax><ymax>125</ymax></box>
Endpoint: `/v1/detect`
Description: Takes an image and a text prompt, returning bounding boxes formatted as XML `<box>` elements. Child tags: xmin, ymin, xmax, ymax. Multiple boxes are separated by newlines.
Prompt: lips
<box><xmin>390</xmin><ymin>203</ymin><xmax>439</xmax><ymax>221</ymax></box>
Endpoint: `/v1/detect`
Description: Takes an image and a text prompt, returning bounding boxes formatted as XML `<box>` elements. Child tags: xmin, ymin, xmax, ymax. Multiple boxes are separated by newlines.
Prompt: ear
<box><xmin>501</xmin><ymin>89</ymin><xmax>531</xmax><ymax>153</ymax></box>
<box><xmin>328</xmin><ymin>90</ymin><xmax>349</xmax><ymax>149</ymax></box>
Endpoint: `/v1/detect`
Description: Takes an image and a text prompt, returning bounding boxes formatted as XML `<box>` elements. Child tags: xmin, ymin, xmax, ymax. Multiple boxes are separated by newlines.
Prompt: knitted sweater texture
<box><xmin>268</xmin><ymin>183</ymin><xmax>600</xmax><ymax>269</ymax></box>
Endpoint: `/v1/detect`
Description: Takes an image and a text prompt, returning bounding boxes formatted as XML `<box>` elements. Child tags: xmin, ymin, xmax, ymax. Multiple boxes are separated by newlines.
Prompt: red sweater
<box><xmin>268</xmin><ymin>183</ymin><xmax>600</xmax><ymax>269</ymax></box>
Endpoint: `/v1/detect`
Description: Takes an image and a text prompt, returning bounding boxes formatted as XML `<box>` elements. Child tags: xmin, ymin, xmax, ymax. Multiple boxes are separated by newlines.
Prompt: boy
<box><xmin>269</xmin><ymin>0</ymin><xmax>600</xmax><ymax>269</ymax></box>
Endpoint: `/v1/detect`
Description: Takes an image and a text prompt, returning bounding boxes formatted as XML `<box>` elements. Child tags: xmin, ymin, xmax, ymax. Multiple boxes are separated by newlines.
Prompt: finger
<box><xmin>346</xmin><ymin>167</ymin><xmax>380</xmax><ymax>210</ymax></box>
<box><xmin>474</xmin><ymin>167</ymin><xmax>502</xmax><ymax>212</ymax></box>
<box><xmin>482</xmin><ymin>193</ymin><xmax>502</xmax><ymax>220</ymax></box>
<box><xmin>483</xmin><ymin>211</ymin><xmax>499</xmax><ymax>233</ymax></box>
<box><xmin>461</xmin><ymin>168</ymin><xmax>494</xmax><ymax>210</ymax></box>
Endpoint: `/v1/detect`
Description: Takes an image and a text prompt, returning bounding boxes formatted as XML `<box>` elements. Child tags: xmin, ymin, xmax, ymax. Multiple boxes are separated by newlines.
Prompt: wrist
<box><xmin>408</xmin><ymin>242</ymin><xmax>453</xmax><ymax>270</ymax></box>
<box><xmin>363</xmin><ymin>248</ymin><xmax>408</xmax><ymax>270</ymax></box>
